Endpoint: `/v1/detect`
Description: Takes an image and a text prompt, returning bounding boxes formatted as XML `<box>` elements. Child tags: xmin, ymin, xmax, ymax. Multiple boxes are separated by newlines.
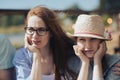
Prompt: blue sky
<box><xmin>0</xmin><ymin>0</ymin><xmax>100</xmax><ymax>11</ymax></box>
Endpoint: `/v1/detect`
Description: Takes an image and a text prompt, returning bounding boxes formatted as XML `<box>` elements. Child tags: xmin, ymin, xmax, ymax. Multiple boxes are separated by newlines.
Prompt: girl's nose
<box><xmin>85</xmin><ymin>41</ymin><xmax>91</xmax><ymax>50</ymax></box>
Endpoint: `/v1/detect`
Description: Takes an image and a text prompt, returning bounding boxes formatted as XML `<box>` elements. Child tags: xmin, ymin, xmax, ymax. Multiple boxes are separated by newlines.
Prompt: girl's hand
<box><xmin>73</xmin><ymin>44</ymin><xmax>89</xmax><ymax>63</ymax></box>
<box><xmin>94</xmin><ymin>41</ymin><xmax>107</xmax><ymax>62</ymax></box>
<box><xmin>74</xmin><ymin>44</ymin><xmax>90</xmax><ymax>80</ymax></box>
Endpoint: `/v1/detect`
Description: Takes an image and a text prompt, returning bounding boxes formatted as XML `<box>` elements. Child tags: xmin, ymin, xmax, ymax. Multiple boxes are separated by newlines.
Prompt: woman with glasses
<box><xmin>13</xmin><ymin>5</ymin><xmax>77</xmax><ymax>80</ymax></box>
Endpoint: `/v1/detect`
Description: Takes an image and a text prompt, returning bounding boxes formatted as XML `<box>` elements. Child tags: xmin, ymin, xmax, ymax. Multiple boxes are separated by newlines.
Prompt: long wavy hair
<box><xmin>25</xmin><ymin>5</ymin><xmax>77</xmax><ymax>80</ymax></box>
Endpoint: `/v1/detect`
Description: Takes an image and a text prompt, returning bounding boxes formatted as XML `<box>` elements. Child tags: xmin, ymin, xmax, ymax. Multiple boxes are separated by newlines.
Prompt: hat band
<box><xmin>74</xmin><ymin>32</ymin><xmax>104</xmax><ymax>37</ymax></box>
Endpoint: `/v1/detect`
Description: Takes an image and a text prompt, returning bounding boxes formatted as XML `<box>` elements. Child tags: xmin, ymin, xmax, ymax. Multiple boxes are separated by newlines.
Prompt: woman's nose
<box><xmin>32</xmin><ymin>31</ymin><xmax>39</xmax><ymax>38</ymax></box>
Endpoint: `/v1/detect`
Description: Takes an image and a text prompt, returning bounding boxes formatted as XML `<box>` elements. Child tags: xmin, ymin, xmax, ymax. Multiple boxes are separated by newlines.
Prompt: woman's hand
<box><xmin>94</xmin><ymin>41</ymin><xmax>107</xmax><ymax>62</ymax></box>
<box><xmin>24</xmin><ymin>35</ymin><xmax>40</xmax><ymax>54</ymax></box>
<box><xmin>24</xmin><ymin>35</ymin><xmax>42</xmax><ymax>80</ymax></box>
<box><xmin>73</xmin><ymin>44</ymin><xmax>89</xmax><ymax>63</ymax></box>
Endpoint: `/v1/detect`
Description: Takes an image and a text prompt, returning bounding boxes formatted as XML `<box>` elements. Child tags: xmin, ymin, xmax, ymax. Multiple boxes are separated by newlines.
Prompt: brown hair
<box><xmin>25</xmin><ymin>5</ymin><xmax>77</xmax><ymax>80</ymax></box>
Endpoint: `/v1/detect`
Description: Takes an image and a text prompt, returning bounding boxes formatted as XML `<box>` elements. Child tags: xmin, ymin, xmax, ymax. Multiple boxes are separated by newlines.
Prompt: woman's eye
<box><xmin>28</xmin><ymin>28</ymin><xmax>34</xmax><ymax>32</ymax></box>
<box><xmin>38</xmin><ymin>29</ymin><xmax>44</xmax><ymax>32</ymax></box>
<box><xmin>28</xmin><ymin>29</ymin><xmax>33</xmax><ymax>31</ymax></box>
<box><xmin>38</xmin><ymin>28</ymin><xmax>46</xmax><ymax>31</ymax></box>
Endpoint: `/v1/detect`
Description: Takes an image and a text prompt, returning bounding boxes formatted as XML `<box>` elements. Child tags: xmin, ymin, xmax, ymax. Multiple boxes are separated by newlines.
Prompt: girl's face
<box><xmin>77</xmin><ymin>37</ymin><xmax>101</xmax><ymax>59</ymax></box>
<box><xmin>25</xmin><ymin>16</ymin><xmax>50</xmax><ymax>49</ymax></box>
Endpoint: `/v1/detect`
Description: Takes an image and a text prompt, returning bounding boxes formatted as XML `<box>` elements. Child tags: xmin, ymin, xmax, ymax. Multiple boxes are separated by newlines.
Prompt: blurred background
<box><xmin>0</xmin><ymin>0</ymin><xmax>120</xmax><ymax>54</ymax></box>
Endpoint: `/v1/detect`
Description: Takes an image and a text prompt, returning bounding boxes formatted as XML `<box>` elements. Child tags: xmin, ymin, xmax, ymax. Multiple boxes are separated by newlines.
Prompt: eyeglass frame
<box><xmin>24</xmin><ymin>27</ymin><xmax>49</xmax><ymax>36</ymax></box>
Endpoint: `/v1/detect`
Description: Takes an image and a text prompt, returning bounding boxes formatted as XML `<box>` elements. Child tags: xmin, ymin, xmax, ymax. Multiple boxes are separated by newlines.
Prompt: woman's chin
<box><xmin>32</xmin><ymin>44</ymin><xmax>39</xmax><ymax>48</ymax></box>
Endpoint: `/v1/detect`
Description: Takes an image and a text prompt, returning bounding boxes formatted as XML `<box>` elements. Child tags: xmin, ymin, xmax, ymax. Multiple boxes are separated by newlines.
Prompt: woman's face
<box><xmin>25</xmin><ymin>16</ymin><xmax>50</xmax><ymax>49</ymax></box>
<box><xmin>77</xmin><ymin>37</ymin><xmax>101</xmax><ymax>59</ymax></box>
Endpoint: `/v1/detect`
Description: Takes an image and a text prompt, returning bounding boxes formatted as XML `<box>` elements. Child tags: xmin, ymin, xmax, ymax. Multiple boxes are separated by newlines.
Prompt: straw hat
<box><xmin>73</xmin><ymin>14</ymin><xmax>112</xmax><ymax>41</ymax></box>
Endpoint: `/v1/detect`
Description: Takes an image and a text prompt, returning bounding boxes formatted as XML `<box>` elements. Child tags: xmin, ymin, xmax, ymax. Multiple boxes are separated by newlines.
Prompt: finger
<box><xmin>113</xmin><ymin>72</ymin><xmax>120</xmax><ymax>75</ymax></box>
<box><xmin>102</xmin><ymin>42</ymin><xmax>107</xmax><ymax>52</ymax></box>
<box><xmin>114</xmin><ymin>63</ymin><xmax>120</xmax><ymax>67</ymax></box>
<box><xmin>99</xmin><ymin>42</ymin><xmax>104</xmax><ymax>51</ymax></box>
<box><xmin>77</xmin><ymin>45</ymin><xmax>87</xmax><ymax>59</ymax></box>
<box><xmin>112</xmin><ymin>67</ymin><xmax>120</xmax><ymax>75</ymax></box>
<box><xmin>25</xmin><ymin>35</ymin><xmax>30</xmax><ymax>46</ymax></box>
<box><xmin>104</xmin><ymin>42</ymin><xmax>107</xmax><ymax>51</ymax></box>
<box><xmin>73</xmin><ymin>45</ymin><xmax>77</xmax><ymax>53</ymax></box>
<box><xmin>24</xmin><ymin>35</ymin><xmax>32</xmax><ymax>50</ymax></box>
<box><xmin>113</xmin><ymin>67</ymin><xmax>120</xmax><ymax>71</ymax></box>
<box><xmin>24</xmin><ymin>36</ymin><xmax>28</xmax><ymax>48</ymax></box>
<box><xmin>77</xmin><ymin>46</ymin><xmax>84</xmax><ymax>56</ymax></box>
<box><xmin>97</xmin><ymin>42</ymin><xmax>106</xmax><ymax>54</ymax></box>
<box><xmin>73</xmin><ymin>45</ymin><xmax>82</xmax><ymax>57</ymax></box>
<box><xmin>73</xmin><ymin>45</ymin><xmax>79</xmax><ymax>56</ymax></box>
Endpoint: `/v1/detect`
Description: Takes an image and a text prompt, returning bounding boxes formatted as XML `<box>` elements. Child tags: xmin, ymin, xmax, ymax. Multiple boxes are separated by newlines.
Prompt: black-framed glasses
<box><xmin>24</xmin><ymin>27</ymin><xmax>49</xmax><ymax>36</ymax></box>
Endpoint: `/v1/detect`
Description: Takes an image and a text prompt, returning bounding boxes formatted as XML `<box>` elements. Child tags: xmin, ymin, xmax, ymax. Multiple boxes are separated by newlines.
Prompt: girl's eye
<box><xmin>79</xmin><ymin>39</ymin><xmax>84</xmax><ymax>41</ymax></box>
<box><xmin>78</xmin><ymin>38</ymin><xmax>85</xmax><ymax>41</ymax></box>
<box><xmin>91</xmin><ymin>38</ymin><xmax>98</xmax><ymax>41</ymax></box>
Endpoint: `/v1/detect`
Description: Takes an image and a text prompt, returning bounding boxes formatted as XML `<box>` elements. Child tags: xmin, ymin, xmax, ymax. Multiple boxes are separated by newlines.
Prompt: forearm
<box><xmin>30</xmin><ymin>53</ymin><xmax>42</xmax><ymax>80</ymax></box>
<box><xmin>93</xmin><ymin>60</ymin><xmax>103</xmax><ymax>80</ymax></box>
<box><xmin>77</xmin><ymin>62</ymin><xmax>89</xmax><ymax>80</ymax></box>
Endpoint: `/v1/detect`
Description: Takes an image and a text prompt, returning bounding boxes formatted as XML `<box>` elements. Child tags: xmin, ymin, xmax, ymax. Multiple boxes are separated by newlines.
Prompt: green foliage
<box><xmin>0</xmin><ymin>14</ymin><xmax>25</xmax><ymax>27</ymax></box>
<box><xmin>102</xmin><ymin>14</ymin><xmax>112</xmax><ymax>26</ymax></box>
<box><xmin>100</xmin><ymin>0</ymin><xmax>120</xmax><ymax>10</ymax></box>
<box><xmin>0</xmin><ymin>16</ymin><xmax>8</xmax><ymax>27</ymax></box>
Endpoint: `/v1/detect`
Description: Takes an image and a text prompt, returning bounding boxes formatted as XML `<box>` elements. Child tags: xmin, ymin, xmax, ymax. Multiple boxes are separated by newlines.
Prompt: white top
<box><xmin>42</xmin><ymin>74</ymin><xmax>64</xmax><ymax>80</ymax></box>
<box><xmin>42</xmin><ymin>74</ymin><xmax>54</xmax><ymax>80</ymax></box>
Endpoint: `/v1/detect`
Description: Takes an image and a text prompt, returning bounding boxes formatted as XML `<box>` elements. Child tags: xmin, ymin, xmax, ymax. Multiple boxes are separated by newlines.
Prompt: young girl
<box><xmin>73</xmin><ymin>14</ymin><xmax>120</xmax><ymax>80</ymax></box>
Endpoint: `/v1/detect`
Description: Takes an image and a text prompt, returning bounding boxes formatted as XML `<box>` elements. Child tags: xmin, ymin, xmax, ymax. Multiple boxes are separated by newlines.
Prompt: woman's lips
<box><xmin>32</xmin><ymin>40</ymin><xmax>41</xmax><ymax>45</ymax></box>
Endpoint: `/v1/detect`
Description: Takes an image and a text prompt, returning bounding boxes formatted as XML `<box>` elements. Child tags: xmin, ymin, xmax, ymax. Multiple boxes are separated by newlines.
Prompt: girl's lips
<box><xmin>83</xmin><ymin>50</ymin><xmax>93</xmax><ymax>54</ymax></box>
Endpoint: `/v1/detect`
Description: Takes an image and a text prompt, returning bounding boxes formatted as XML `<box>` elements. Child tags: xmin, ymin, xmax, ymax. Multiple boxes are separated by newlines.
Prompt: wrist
<box><xmin>33</xmin><ymin>53</ymin><xmax>41</xmax><ymax>59</ymax></box>
<box><xmin>94</xmin><ymin>60</ymin><xmax>102</xmax><ymax>65</ymax></box>
<box><xmin>82</xmin><ymin>61</ymin><xmax>90</xmax><ymax>65</ymax></box>
<box><xmin>94</xmin><ymin>57</ymin><xmax>102</xmax><ymax>63</ymax></box>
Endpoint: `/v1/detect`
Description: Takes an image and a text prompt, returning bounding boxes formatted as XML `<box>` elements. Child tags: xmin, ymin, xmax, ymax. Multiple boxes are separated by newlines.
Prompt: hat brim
<box><xmin>73</xmin><ymin>34</ymin><xmax>112</xmax><ymax>41</ymax></box>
